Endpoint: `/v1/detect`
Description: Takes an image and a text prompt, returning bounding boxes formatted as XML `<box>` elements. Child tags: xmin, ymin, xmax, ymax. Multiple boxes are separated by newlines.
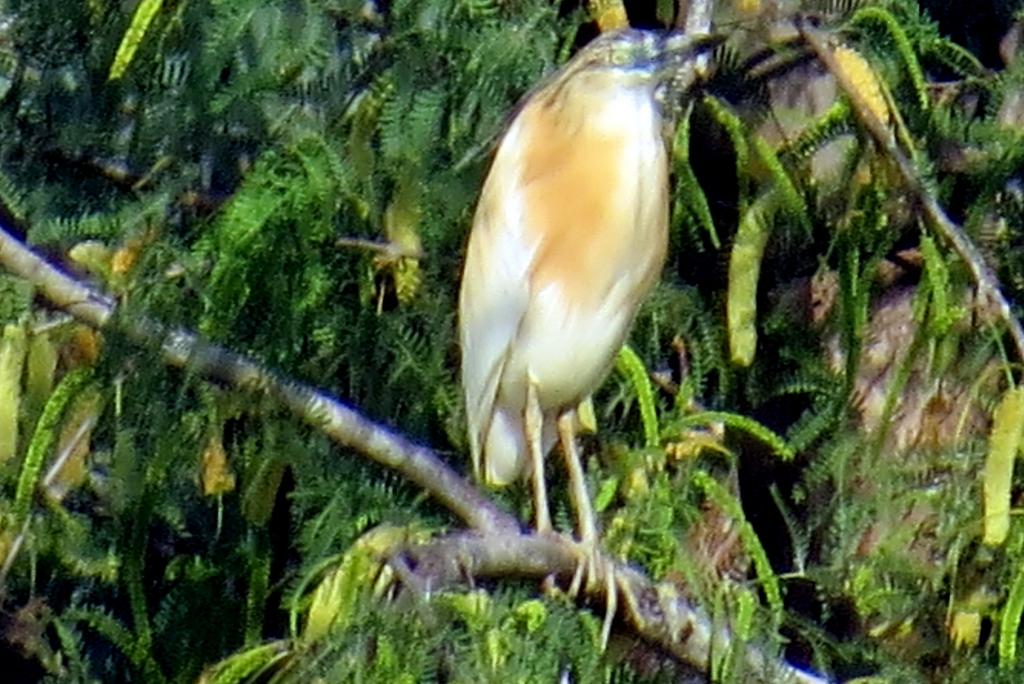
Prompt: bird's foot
<box><xmin>566</xmin><ymin>537</ymin><xmax>616</xmax><ymax>650</ymax></box>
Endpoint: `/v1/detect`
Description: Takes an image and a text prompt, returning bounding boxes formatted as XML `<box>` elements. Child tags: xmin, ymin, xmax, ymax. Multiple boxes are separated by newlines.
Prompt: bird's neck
<box><xmin>545</xmin><ymin>73</ymin><xmax>662</xmax><ymax>136</ymax></box>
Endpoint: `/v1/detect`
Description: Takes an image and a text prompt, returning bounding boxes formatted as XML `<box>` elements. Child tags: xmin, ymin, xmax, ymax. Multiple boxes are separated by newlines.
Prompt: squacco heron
<box><xmin>459</xmin><ymin>29</ymin><xmax>710</xmax><ymax>552</ymax></box>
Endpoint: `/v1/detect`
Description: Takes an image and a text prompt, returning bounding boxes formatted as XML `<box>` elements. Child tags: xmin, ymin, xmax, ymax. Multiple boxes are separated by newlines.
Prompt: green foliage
<box><xmin>703</xmin><ymin>94</ymin><xmax>751</xmax><ymax>206</ymax></box>
<box><xmin>275</xmin><ymin>589</ymin><xmax>636</xmax><ymax>683</ymax></box>
<box><xmin>15</xmin><ymin>368</ymin><xmax>92</xmax><ymax>524</ymax></box>
<box><xmin>0</xmin><ymin>0</ymin><xmax>1023</xmax><ymax>682</ymax></box>
<box><xmin>615</xmin><ymin>345</ymin><xmax>660</xmax><ymax>448</ymax></box>
<box><xmin>692</xmin><ymin>469</ymin><xmax>784</xmax><ymax>625</ymax></box>
<box><xmin>64</xmin><ymin>605</ymin><xmax>166</xmax><ymax>682</ymax></box>
<box><xmin>672</xmin><ymin>103</ymin><xmax>720</xmax><ymax>249</ymax></box>
<box><xmin>108</xmin><ymin>0</ymin><xmax>165</xmax><ymax>81</ymax></box>
<box><xmin>0</xmin><ymin>272</ymin><xmax>34</xmax><ymax>323</ymax></box>
<box><xmin>200</xmin><ymin>640</ymin><xmax>289</xmax><ymax>684</ymax></box>
<box><xmin>604</xmin><ymin>455</ymin><xmax>691</xmax><ymax>581</ymax></box>
<box><xmin>670</xmin><ymin>411</ymin><xmax>794</xmax><ymax>461</ymax></box>
<box><xmin>1003</xmin><ymin>573</ymin><xmax>1024</xmax><ymax>669</ymax></box>
<box><xmin>779</xmin><ymin>100</ymin><xmax>855</xmax><ymax>164</ymax></box>
<box><xmin>846</xmin><ymin>5</ymin><xmax>930</xmax><ymax>112</ymax></box>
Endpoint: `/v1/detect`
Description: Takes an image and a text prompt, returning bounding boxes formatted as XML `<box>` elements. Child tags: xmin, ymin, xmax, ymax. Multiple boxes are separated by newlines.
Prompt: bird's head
<box><xmin>562</xmin><ymin>28</ymin><xmax>717</xmax><ymax>92</ymax></box>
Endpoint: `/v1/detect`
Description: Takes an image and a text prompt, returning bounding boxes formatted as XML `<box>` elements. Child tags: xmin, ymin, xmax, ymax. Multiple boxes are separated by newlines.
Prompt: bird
<box><xmin>459</xmin><ymin>28</ymin><xmax>711</xmax><ymax>558</ymax></box>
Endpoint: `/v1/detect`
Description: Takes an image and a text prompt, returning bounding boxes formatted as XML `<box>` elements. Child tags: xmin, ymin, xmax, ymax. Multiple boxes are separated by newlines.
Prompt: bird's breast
<box><xmin>491</xmin><ymin>85</ymin><xmax>670</xmax><ymax>411</ymax></box>
<box><xmin>518</xmin><ymin>85</ymin><xmax>669</xmax><ymax>312</ymax></box>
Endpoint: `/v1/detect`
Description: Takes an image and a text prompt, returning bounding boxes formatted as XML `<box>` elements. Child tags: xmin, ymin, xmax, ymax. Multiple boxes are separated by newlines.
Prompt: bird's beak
<box><xmin>653</xmin><ymin>31</ymin><xmax>724</xmax><ymax>88</ymax></box>
<box><xmin>661</xmin><ymin>31</ymin><xmax>724</xmax><ymax>59</ymax></box>
<box><xmin>659</xmin><ymin>32</ymin><xmax>723</xmax><ymax>65</ymax></box>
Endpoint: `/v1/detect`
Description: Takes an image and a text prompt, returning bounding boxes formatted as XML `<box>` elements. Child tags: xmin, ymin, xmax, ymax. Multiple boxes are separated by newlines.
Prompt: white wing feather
<box><xmin>458</xmin><ymin>120</ymin><xmax>536</xmax><ymax>484</ymax></box>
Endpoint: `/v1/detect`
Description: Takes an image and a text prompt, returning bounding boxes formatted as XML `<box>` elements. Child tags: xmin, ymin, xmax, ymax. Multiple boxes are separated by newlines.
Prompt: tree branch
<box><xmin>682</xmin><ymin>0</ymin><xmax>714</xmax><ymax>35</ymax></box>
<box><xmin>0</xmin><ymin>221</ymin><xmax>826</xmax><ymax>683</ymax></box>
<box><xmin>402</xmin><ymin>530</ymin><xmax>827</xmax><ymax>684</ymax></box>
<box><xmin>0</xmin><ymin>223</ymin><xmax>513</xmax><ymax>535</ymax></box>
<box><xmin>798</xmin><ymin>20</ymin><xmax>1024</xmax><ymax>365</ymax></box>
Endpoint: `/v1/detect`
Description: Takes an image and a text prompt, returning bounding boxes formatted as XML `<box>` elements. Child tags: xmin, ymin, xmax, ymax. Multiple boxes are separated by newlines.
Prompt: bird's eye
<box><xmin>607</xmin><ymin>46</ymin><xmax>630</xmax><ymax>67</ymax></box>
<box><xmin>608</xmin><ymin>34</ymin><xmax>659</xmax><ymax>71</ymax></box>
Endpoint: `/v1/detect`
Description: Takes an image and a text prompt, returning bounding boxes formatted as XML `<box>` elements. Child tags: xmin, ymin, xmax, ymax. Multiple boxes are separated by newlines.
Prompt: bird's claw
<box><xmin>566</xmin><ymin>537</ymin><xmax>616</xmax><ymax>649</ymax></box>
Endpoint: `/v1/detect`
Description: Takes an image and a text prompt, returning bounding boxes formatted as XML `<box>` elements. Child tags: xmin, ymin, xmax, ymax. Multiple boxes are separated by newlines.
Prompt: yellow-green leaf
<box><xmin>24</xmin><ymin>330</ymin><xmax>57</xmax><ymax>420</ymax></box>
<box><xmin>108</xmin><ymin>0</ymin><xmax>165</xmax><ymax>81</ymax></box>
<box><xmin>0</xmin><ymin>324</ymin><xmax>27</xmax><ymax>463</ymax></box>
<box><xmin>1001</xmin><ymin>559</ymin><xmax>1024</xmax><ymax>668</ymax></box>
<box><xmin>302</xmin><ymin>525</ymin><xmax>410</xmax><ymax>642</ymax></box>
<box><xmin>728</xmin><ymin>194</ymin><xmax>772</xmax><ymax>367</ymax></box>
<box><xmin>241</xmin><ymin>457</ymin><xmax>287</xmax><ymax>526</ymax></box>
<box><xmin>983</xmin><ymin>387</ymin><xmax>1024</xmax><ymax>546</ymax></box>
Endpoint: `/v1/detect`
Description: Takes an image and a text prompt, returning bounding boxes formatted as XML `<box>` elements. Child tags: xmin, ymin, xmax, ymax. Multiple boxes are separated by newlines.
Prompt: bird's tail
<box><xmin>482</xmin><ymin>407</ymin><xmax>556</xmax><ymax>486</ymax></box>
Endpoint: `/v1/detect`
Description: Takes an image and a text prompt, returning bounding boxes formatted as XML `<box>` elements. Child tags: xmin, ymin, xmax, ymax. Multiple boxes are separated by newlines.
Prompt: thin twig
<box><xmin>335</xmin><ymin>237</ymin><xmax>424</xmax><ymax>259</ymax></box>
<box><xmin>0</xmin><ymin>413</ymin><xmax>98</xmax><ymax>592</ymax></box>
<box><xmin>42</xmin><ymin>413</ymin><xmax>97</xmax><ymax>492</ymax></box>
<box><xmin>798</xmin><ymin>20</ymin><xmax>1024</xmax><ymax>364</ymax></box>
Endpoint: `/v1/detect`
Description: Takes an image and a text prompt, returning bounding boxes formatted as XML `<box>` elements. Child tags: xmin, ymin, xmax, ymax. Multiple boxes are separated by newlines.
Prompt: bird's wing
<box><xmin>458</xmin><ymin>119</ymin><xmax>537</xmax><ymax>482</ymax></box>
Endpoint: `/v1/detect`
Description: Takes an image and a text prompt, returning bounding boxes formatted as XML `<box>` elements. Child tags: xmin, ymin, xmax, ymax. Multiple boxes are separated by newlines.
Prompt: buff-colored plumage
<box><xmin>459</xmin><ymin>29</ymin><xmax>707</xmax><ymax>539</ymax></box>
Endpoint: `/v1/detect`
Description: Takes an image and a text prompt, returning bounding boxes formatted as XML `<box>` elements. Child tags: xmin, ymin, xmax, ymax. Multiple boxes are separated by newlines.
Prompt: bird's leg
<box><xmin>557</xmin><ymin>410</ymin><xmax>596</xmax><ymax>544</ymax></box>
<box><xmin>557</xmin><ymin>411</ymin><xmax>616</xmax><ymax>647</ymax></box>
<box><xmin>525</xmin><ymin>378</ymin><xmax>552</xmax><ymax>534</ymax></box>
<box><xmin>558</xmin><ymin>411</ymin><xmax>595</xmax><ymax>601</ymax></box>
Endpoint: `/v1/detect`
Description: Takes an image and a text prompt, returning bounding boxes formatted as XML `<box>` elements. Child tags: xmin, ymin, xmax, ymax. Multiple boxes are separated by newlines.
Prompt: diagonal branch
<box><xmin>0</xmin><ymin>222</ymin><xmax>514</xmax><ymax>535</ymax></box>
<box><xmin>798</xmin><ymin>20</ymin><xmax>1024</xmax><ymax>365</ymax></box>
<box><xmin>0</xmin><ymin>222</ymin><xmax>827</xmax><ymax>683</ymax></box>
